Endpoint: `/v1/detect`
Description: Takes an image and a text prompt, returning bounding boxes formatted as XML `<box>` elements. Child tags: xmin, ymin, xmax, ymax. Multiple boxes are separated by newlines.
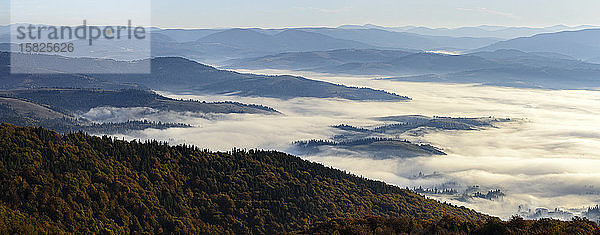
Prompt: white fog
<box><xmin>83</xmin><ymin>69</ymin><xmax>600</xmax><ymax>219</ymax></box>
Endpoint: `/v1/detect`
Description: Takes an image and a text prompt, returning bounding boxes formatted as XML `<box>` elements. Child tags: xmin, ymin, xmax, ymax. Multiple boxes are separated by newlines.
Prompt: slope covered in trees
<box><xmin>0</xmin><ymin>124</ymin><xmax>485</xmax><ymax>233</ymax></box>
<box><xmin>301</xmin><ymin>216</ymin><xmax>600</xmax><ymax>234</ymax></box>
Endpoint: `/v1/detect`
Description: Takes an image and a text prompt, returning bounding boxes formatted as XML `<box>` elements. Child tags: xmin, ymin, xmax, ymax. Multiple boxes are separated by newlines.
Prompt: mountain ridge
<box><xmin>225</xmin><ymin>48</ymin><xmax>600</xmax><ymax>89</ymax></box>
<box><xmin>1</xmin><ymin>52</ymin><xmax>409</xmax><ymax>101</ymax></box>
<box><xmin>476</xmin><ymin>28</ymin><xmax>600</xmax><ymax>62</ymax></box>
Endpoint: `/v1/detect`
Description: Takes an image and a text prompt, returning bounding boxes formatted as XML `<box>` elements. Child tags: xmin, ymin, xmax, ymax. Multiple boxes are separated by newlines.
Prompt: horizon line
<box><xmin>2</xmin><ymin>23</ymin><xmax>599</xmax><ymax>31</ymax></box>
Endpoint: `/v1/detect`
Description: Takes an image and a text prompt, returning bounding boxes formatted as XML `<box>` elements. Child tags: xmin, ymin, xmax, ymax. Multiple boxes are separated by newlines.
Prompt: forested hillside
<box><xmin>0</xmin><ymin>124</ymin><xmax>485</xmax><ymax>233</ymax></box>
<box><xmin>301</xmin><ymin>216</ymin><xmax>600</xmax><ymax>234</ymax></box>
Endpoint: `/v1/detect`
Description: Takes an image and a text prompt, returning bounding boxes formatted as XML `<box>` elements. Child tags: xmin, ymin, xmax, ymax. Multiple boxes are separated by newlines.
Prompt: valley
<box><xmin>124</xmin><ymin>70</ymin><xmax>600</xmax><ymax>220</ymax></box>
<box><xmin>1</xmin><ymin>13</ymin><xmax>600</xmax><ymax>233</ymax></box>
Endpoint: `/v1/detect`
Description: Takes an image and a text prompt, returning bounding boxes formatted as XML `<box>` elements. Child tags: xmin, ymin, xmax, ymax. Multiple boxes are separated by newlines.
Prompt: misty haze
<box><xmin>1</xmin><ymin>0</ymin><xmax>600</xmax><ymax>234</ymax></box>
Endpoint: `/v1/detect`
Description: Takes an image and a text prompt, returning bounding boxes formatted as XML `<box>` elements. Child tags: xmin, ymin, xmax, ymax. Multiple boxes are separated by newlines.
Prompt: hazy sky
<box><xmin>2</xmin><ymin>0</ymin><xmax>600</xmax><ymax>28</ymax></box>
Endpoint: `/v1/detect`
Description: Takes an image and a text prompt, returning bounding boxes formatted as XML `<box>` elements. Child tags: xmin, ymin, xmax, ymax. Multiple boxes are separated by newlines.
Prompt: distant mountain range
<box><xmin>2</xmin><ymin>24</ymin><xmax>599</xmax><ymax>89</ymax></box>
<box><xmin>151</xmin><ymin>25</ymin><xmax>600</xmax><ymax>64</ymax></box>
<box><xmin>151</xmin><ymin>28</ymin><xmax>224</xmax><ymax>42</ymax></box>
<box><xmin>226</xmin><ymin>49</ymin><xmax>499</xmax><ymax>74</ymax></box>
<box><xmin>226</xmin><ymin>48</ymin><xmax>600</xmax><ymax>89</ymax></box>
<box><xmin>297</xmin><ymin>28</ymin><xmax>499</xmax><ymax>51</ymax></box>
<box><xmin>0</xmin><ymin>25</ymin><xmax>499</xmax><ymax>63</ymax></box>
<box><xmin>152</xmin><ymin>26</ymin><xmax>499</xmax><ymax>53</ymax></box>
<box><xmin>199</xmin><ymin>28</ymin><xmax>374</xmax><ymax>52</ymax></box>
<box><xmin>338</xmin><ymin>24</ymin><xmax>598</xmax><ymax>39</ymax></box>
<box><xmin>4</xmin><ymin>24</ymin><xmax>594</xmax><ymax>42</ymax></box>
<box><xmin>2</xmin><ymin>24</ymin><xmax>599</xmax><ymax>65</ymax></box>
<box><xmin>98</xmin><ymin>57</ymin><xmax>408</xmax><ymax>100</ymax></box>
<box><xmin>476</xmin><ymin>29</ymin><xmax>600</xmax><ymax>63</ymax></box>
<box><xmin>1</xmin><ymin>52</ymin><xmax>408</xmax><ymax>101</ymax></box>
<box><xmin>145</xmin><ymin>27</ymin><xmax>500</xmax><ymax>63</ymax></box>
<box><xmin>224</xmin><ymin>49</ymin><xmax>414</xmax><ymax>71</ymax></box>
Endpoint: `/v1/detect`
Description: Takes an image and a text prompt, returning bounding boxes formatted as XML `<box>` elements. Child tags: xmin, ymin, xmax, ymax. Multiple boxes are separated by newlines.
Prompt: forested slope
<box><xmin>301</xmin><ymin>216</ymin><xmax>600</xmax><ymax>234</ymax></box>
<box><xmin>0</xmin><ymin>124</ymin><xmax>485</xmax><ymax>234</ymax></box>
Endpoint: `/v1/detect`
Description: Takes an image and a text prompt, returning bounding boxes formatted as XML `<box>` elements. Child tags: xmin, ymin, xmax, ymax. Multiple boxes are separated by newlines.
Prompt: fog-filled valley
<box><xmin>2</xmin><ymin>12</ymin><xmax>600</xmax><ymax>232</ymax></box>
<box><xmin>75</xmin><ymin>68</ymin><xmax>600</xmax><ymax>220</ymax></box>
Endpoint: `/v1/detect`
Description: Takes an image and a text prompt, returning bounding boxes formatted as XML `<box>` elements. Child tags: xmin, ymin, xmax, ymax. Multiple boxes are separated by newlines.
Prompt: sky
<box><xmin>2</xmin><ymin>0</ymin><xmax>600</xmax><ymax>28</ymax></box>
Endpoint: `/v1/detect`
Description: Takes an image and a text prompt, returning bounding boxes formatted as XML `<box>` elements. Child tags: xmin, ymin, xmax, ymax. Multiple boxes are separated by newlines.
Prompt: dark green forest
<box><xmin>301</xmin><ymin>216</ymin><xmax>600</xmax><ymax>235</ymax></box>
<box><xmin>1</xmin><ymin>123</ymin><xmax>598</xmax><ymax>234</ymax></box>
<box><xmin>0</xmin><ymin>123</ymin><xmax>484</xmax><ymax>234</ymax></box>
